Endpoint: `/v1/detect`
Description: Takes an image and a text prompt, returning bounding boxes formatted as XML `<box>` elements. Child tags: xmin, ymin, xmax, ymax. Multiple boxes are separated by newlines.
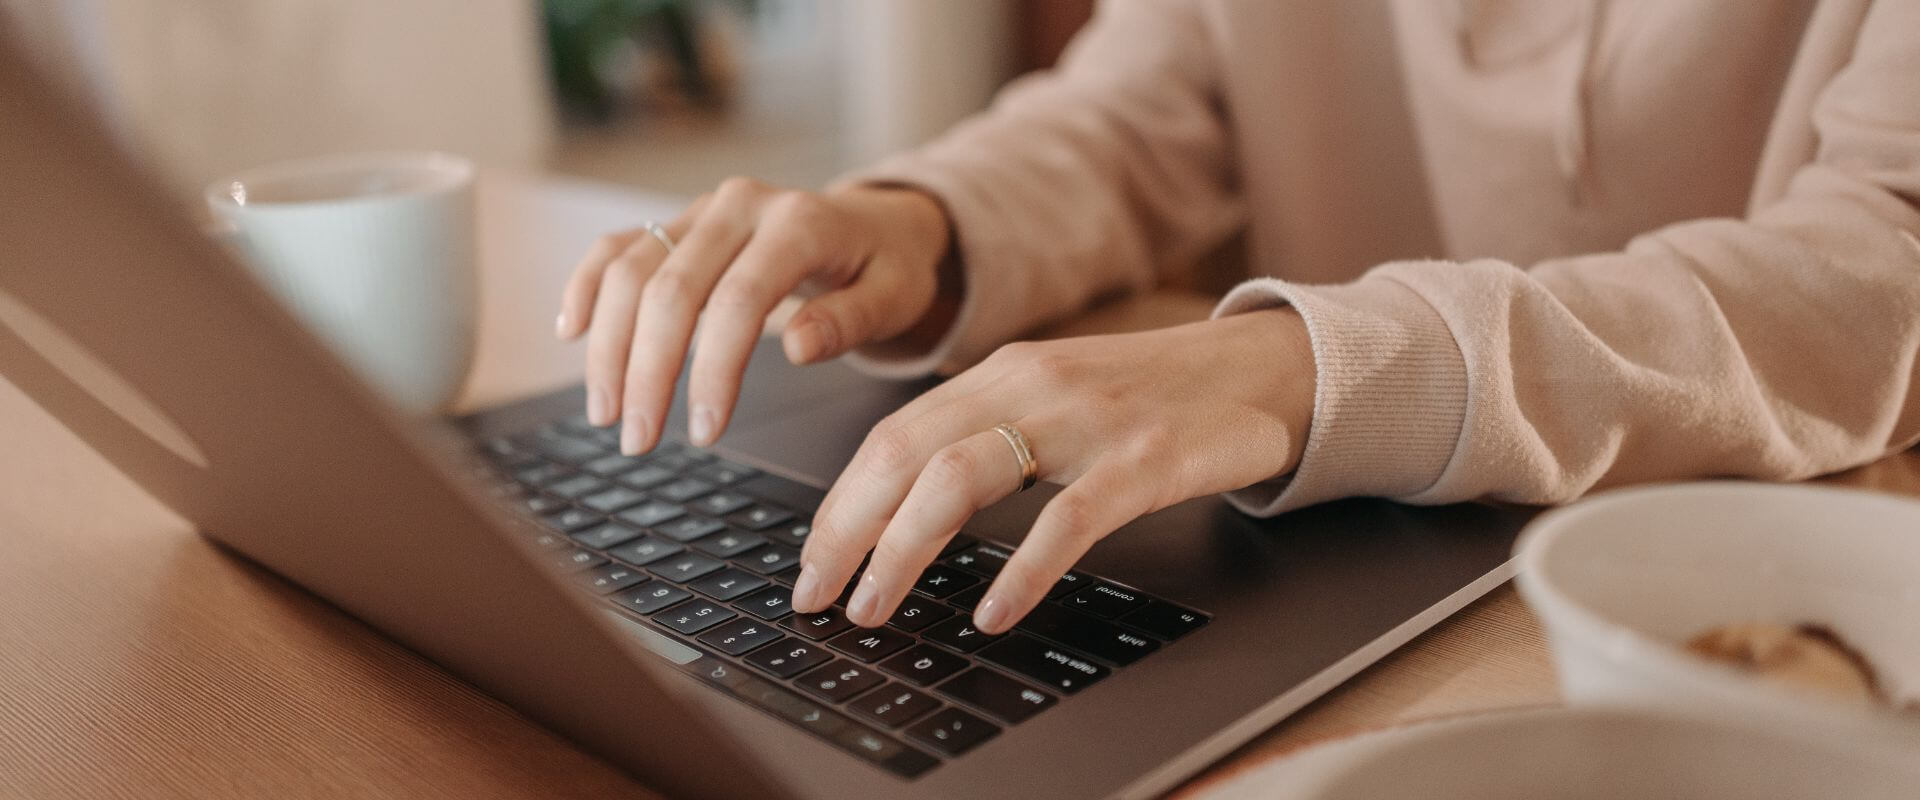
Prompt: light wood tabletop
<box><xmin>2</xmin><ymin>172</ymin><xmax>1913</xmax><ymax>799</ymax></box>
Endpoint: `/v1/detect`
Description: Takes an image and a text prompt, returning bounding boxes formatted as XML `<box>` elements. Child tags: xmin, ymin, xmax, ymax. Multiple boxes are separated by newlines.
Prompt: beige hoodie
<box><xmin>840</xmin><ymin>0</ymin><xmax>1920</xmax><ymax>515</ymax></box>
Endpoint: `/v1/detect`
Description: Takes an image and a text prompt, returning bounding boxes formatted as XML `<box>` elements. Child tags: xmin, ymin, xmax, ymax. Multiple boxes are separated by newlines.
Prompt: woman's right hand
<box><xmin>555</xmin><ymin>178</ymin><xmax>954</xmax><ymax>454</ymax></box>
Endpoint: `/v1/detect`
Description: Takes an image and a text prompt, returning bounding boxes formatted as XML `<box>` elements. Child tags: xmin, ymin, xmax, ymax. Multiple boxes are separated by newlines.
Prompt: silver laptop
<box><xmin>0</xmin><ymin>35</ymin><xmax>1531</xmax><ymax>799</ymax></box>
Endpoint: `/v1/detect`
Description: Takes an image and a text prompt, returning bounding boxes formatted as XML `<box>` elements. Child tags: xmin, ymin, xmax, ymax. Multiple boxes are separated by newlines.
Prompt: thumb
<box><xmin>781</xmin><ymin>263</ymin><xmax>927</xmax><ymax>365</ymax></box>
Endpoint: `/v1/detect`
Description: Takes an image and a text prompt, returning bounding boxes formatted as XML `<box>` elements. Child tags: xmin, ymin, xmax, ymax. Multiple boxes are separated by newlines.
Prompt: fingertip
<box><xmin>973</xmin><ymin>592</ymin><xmax>1012</xmax><ymax>634</ymax></box>
<box><xmin>783</xmin><ymin>317</ymin><xmax>836</xmax><ymax>365</ymax></box>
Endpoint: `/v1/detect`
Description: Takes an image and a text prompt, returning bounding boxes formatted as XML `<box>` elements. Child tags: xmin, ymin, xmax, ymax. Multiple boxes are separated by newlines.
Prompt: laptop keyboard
<box><xmin>473</xmin><ymin>416</ymin><xmax>1210</xmax><ymax>779</ymax></box>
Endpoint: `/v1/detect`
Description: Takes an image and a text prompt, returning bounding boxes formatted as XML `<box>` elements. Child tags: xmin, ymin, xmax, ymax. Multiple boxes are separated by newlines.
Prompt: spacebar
<box><xmin>683</xmin><ymin>653</ymin><xmax>938</xmax><ymax>778</ymax></box>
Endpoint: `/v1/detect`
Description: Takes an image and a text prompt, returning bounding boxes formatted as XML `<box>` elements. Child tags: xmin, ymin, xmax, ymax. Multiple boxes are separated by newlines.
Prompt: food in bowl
<box><xmin>1685</xmin><ymin>622</ymin><xmax>1879</xmax><ymax>704</ymax></box>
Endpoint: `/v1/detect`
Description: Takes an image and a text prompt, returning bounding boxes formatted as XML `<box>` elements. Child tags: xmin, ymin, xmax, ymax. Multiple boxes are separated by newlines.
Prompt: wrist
<box><xmin>1215</xmin><ymin>308</ymin><xmax>1316</xmax><ymax>474</ymax></box>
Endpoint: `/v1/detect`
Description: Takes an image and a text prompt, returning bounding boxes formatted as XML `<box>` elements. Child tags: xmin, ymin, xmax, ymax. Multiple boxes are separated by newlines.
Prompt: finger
<box><xmin>842</xmin><ymin>429</ymin><xmax>1024</xmax><ymax>626</ymax></box>
<box><xmin>619</xmin><ymin>183</ymin><xmax>758</xmax><ymax>454</ymax></box>
<box><xmin>780</xmin><ymin>256</ymin><xmax>912</xmax><ymax>365</ymax></box>
<box><xmin>685</xmin><ymin>196</ymin><xmax>839</xmax><ymax>445</ymax></box>
<box><xmin>582</xmin><ymin>242</ymin><xmax>656</xmax><ymax>426</ymax></box>
<box><xmin>974</xmin><ymin>462</ymin><xmax>1148</xmax><ymax>633</ymax></box>
<box><xmin>557</xmin><ymin>230</ymin><xmax>641</xmax><ymax>339</ymax></box>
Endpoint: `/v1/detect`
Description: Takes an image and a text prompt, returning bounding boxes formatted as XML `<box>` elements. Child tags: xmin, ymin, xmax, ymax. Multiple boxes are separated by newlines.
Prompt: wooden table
<box><xmin>2</xmin><ymin>173</ymin><xmax>1913</xmax><ymax>799</ymax></box>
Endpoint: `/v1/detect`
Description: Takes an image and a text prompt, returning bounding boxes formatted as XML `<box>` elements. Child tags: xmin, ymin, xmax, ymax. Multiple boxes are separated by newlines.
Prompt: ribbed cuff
<box><xmin>1210</xmin><ymin>271</ymin><xmax>1469</xmax><ymax>515</ymax></box>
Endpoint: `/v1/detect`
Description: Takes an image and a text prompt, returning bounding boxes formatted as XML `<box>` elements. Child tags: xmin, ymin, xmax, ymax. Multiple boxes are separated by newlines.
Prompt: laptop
<box><xmin>0</xmin><ymin>35</ymin><xmax>1532</xmax><ymax>799</ymax></box>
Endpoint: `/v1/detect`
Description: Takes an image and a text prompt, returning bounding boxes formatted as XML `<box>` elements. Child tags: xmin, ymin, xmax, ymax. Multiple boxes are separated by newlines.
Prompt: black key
<box><xmin>1017</xmin><ymin>603</ymin><xmax>1159</xmax><ymax>666</ymax></box>
<box><xmin>481</xmin><ymin>435</ymin><xmax>533</xmax><ymax>463</ymax></box>
<box><xmin>1121</xmin><ymin>600</ymin><xmax>1210</xmax><ymax>641</ymax></box>
<box><xmin>939</xmin><ymin>534</ymin><xmax>979</xmax><ymax>558</ymax></box>
<box><xmin>655</xmin><ymin>515</ymin><xmax>727</xmax><ymax>543</ymax></box>
<box><xmin>692</xmin><ymin>529</ymin><xmax>766</xmax><ymax>559</ymax></box>
<box><xmin>848</xmin><ymin>683</ymin><xmax>940</xmax><ymax>729</ymax></box>
<box><xmin>546</xmin><ymin>474</ymin><xmax>609</xmax><ymax>500</ymax></box>
<box><xmin>551</xmin><ymin>549</ymin><xmax>606</xmax><ymax>572</ymax></box>
<box><xmin>658</xmin><ymin>598</ymin><xmax>736</xmax><ymax>634</ymax></box>
<box><xmin>693</xmin><ymin>460</ymin><xmax>759</xmax><ymax>485</ymax></box>
<box><xmin>645</xmin><ymin>452</ymin><xmax>697</xmax><ymax>472</ymax></box>
<box><xmin>744</xmin><ymin>637</ymin><xmax>832</xmax><ymax>678</ymax></box>
<box><xmin>514</xmin><ymin>462</ymin><xmax>573</xmax><ymax>487</ymax></box>
<box><xmin>911</xmin><ymin>565</ymin><xmax>979</xmax><ymax>598</ymax></box>
<box><xmin>582</xmin><ymin>453</ymin><xmax>648</xmax><ymax>477</ymax></box>
<box><xmin>738</xmin><ymin>585</ymin><xmax>795</xmax><ymax>620</ymax></box>
<box><xmin>611</xmin><ymin>580</ymin><xmax>689</xmax><ymax>614</ymax></box>
<box><xmin>533</xmin><ymin>432</ymin><xmax>605</xmax><ymax>463</ymax></box>
<box><xmin>905</xmin><ymin>707</ymin><xmax>999</xmax><ymax>757</ymax></box>
<box><xmin>879</xmin><ymin>643</ymin><xmax>968</xmax><ymax>687</ymax></box>
<box><xmin>616</xmin><ymin>500</ymin><xmax>684</xmax><ymax>528</ymax></box>
<box><xmin>836</xmin><ymin>727</ymin><xmax>937</xmax><ymax>778</ymax></box>
<box><xmin>653</xmin><ymin>477</ymin><xmax>716</xmax><ymax>503</ymax></box>
<box><xmin>1062</xmin><ymin>582</ymin><xmax>1149</xmax><ymax>619</ymax></box>
<box><xmin>616</xmin><ymin>464</ymin><xmax>677</xmax><ymax>490</ymax></box>
<box><xmin>946</xmin><ymin>584</ymin><xmax>988</xmax><ymax>613</ymax></box>
<box><xmin>526</xmin><ymin>530</ymin><xmax>568</xmax><ymax>550</ymax></box>
<box><xmin>520</xmin><ymin>494</ymin><xmax>567</xmax><ymax>515</ymax></box>
<box><xmin>540</xmin><ymin>507</ymin><xmax>604</xmax><ymax>533</ymax></box>
<box><xmin>922</xmin><ymin>617</ymin><xmax>998</xmax><ymax>653</ymax></box>
<box><xmin>887</xmin><ymin>593</ymin><xmax>955</xmax><ymax>632</ymax></box>
<box><xmin>687</xmin><ymin>568</ymin><xmax>767</xmax><ymax>601</ymax></box>
<box><xmin>1045</xmin><ymin>571</ymin><xmax>1090</xmax><ymax>600</ymax></box>
<box><xmin>935</xmin><ymin>667</ymin><xmax>1055</xmax><ymax>724</ymax></box>
<box><xmin>827</xmin><ymin>627</ymin><xmax>913</xmax><ymax>662</ymax></box>
<box><xmin>609</xmin><ymin>535</ymin><xmax>683</xmax><ymax>566</ymax></box>
<box><xmin>765</xmin><ymin>520</ymin><xmax>813</xmax><ymax>548</ymax></box>
<box><xmin>727</xmin><ymin>505</ymin><xmax>793</xmax><ymax>531</ymax></box>
<box><xmin>571</xmin><ymin>522</ymin><xmax>642</xmax><ymax>550</ymax></box>
<box><xmin>648</xmin><ymin>552</ymin><xmax>726</xmax><ymax>583</ymax></box>
<box><xmin>946</xmin><ymin>541</ymin><xmax>1013</xmax><ymax>578</ymax></box>
<box><xmin>797</xmin><ymin>659</ymin><xmax>885</xmax><ymax>703</ymax></box>
<box><xmin>690</xmin><ymin>490</ymin><xmax>753</xmax><ymax>516</ymax></box>
<box><xmin>780</xmin><ymin>608</ymin><xmax>855</xmax><ymax>641</ymax></box>
<box><xmin>978</xmin><ymin>634</ymin><xmax>1108</xmax><ymax>694</ymax></box>
<box><xmin>577</xmin><ymin>563</ymin><xmax>648</xmax><ymax>595</ymax></box>
<box><xmin>697</xmin><ymin>617</ymin><xmax>784</xmax><ymax>656</ymax></box>
<box><xmin>738</xmin><ymin>544</ymin><xmax>801</xmax><ymax>575</ymax></box>
<box><xmin>581</xmin><ymin>485</ymin><xmax>649</xmax><ymax>514</ymax></box>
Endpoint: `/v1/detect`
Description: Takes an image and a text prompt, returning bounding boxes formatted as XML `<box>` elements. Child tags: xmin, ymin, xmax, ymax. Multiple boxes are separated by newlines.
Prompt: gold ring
<box><xmin>993</xmin><ymin>423</ymin><xmax>1038</xmax><ymax>493</ymax></box>
<box><xmin>643</xmin><ymin>220</ymin><xmax>677</xmax><ymax>254</ymax></box>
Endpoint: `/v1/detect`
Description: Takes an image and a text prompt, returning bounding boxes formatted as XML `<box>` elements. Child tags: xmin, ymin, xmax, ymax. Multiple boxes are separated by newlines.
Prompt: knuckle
<box><xmin>987</xmin><ymin>340</ymin><xmax>1037</xmax><ymax>366</ymax></box>
<box><xmin>706</xmin><ymin>280</ymin><xmax>766</xmax><ymax>316</ymax></box>
<box><xmin>592</xmin><ymin>233</ymin><xmax>627</xmax><ymax>257</ymax></box>
<box><xmin>642</xmin><ymin>267</ymin><xmax>696</xmax><ymax>304</ymax></box>
<box><xmin>922</xmin><ymin>446</ymin><xmax>978</xmax><ymax>496</ymax></box>
<box><xmin>1042</xmin><ymin>491</ymin><xmax>1101</xmax><ymax>542</ymax></box>
<box><xmin>716</xmin><ymin>175</ymin><xmax>767</xmax><ymax>201</ymax></box>
<box><xmin>865</xmin><ymin>420</ymin><xmax>919</xmax><ymax>474</ymax></box>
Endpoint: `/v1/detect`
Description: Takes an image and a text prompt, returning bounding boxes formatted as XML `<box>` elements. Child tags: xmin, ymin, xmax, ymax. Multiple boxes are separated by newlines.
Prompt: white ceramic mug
<box><xmin>206</xmin><ymin>152</ymin><xmax>477</xmax><ymax>415</ymax></box>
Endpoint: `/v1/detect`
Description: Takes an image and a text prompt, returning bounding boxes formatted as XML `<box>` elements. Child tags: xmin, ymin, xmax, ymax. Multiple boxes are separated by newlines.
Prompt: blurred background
<box><xmin>0</xmin><ymin>0</ymin><xmax>1094</xmax><ymax>201</ymax></box>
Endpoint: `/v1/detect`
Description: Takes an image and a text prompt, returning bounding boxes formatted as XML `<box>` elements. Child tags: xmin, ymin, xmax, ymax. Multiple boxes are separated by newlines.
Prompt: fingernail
<box><xmin>587</xmin><ymin>385</ymin><xmax>609</xmax><ymax>426</ymax></box>
<box><xmin>847</xmin><ymin>572</ymin><xmax>880</xmax><ymax>625</ymax></box>
<box><xmin>975</xmin><ymin>594</ymin><xmax>1010</xmax><ymax>634</ymax></box>
<box><xmin>791</xmin><ymin>565</ymin><xmax>821</xmax><ymax>611</ymax></box>
<box><xmin>689</xmin><ymin>403</ymin><xmax>717</xmax><ymax>446</ymax></box>
<box><xmin>620</xmin><ymin>409</ymin><xmax>652</xmax><ymax>454</ymax></box>
<box><xmin>554</xmin><ymin>312</ymin><xmax>570</xmax><ymax>337</ymax></box>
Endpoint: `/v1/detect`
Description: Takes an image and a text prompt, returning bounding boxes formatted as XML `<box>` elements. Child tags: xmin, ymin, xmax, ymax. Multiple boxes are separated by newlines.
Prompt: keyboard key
<box><xmin>690</xmin><ymin>490</ymin><xmax>753</xmax><ymax>516</ymax></box>
<box><xmin>780</xmin><ymin>608</ymin><xmax>855</xmax><ymax>641</ymax></box>
<box><xmin>939</xmin><ymin>535</ymin><xmax>978</xmax><ymax>558</ymax></box>
<box><xmin>697</xmin><ymin>617</ymin><xmax>784</xmax><ymax>656</ymax></box>
<box><xmin>571</xmin><ymin>522</ymin><xmax>642</xmax><ymax>550</ymax></box>
<box><xmin>922</xmin><ymin>617</ymin><xmax>998</xmax><ymax>653</ymax></box>
<box><xmin>744</xmin><ymin>637</ymin><xmax>832</xmax><ymax>678</ymax></box>
<box><xmin>738</xmin><ymin>585</ymin><xmax>795</xmax><ymax>620</ymax></box>
<box><xmin>653</xmin><ymin>477</ymin><xmax>716</xmax><ymax>503</ymax></box>
<box><xmin>945</xmin><ymin>584</ymin><xmax>988</xmax><ymax>613</ymax></box>
<box><xmin>611</xmin><ymin>581</ymin><xmax>689</xmax><ymax>614</ymax></box>
<box><xmin>580</xmin><ymin>486</ymin><xmax>649</xmax><ymax>514</ymax></box>
<box><xmin>658</xmin><ymin>598</ymin><xmax>736</xmax><ymax>635</ymax></box>
<box><xmin>576</xmin><ymin>563</ymin><xmax>648</xmax><ymax>595</ymax></box>
<box><xmin>540</xmin><ymin>507</ymin><xmax>604</xmax><ymax>533</ymax></box>
<box><xmin>887</xmin><ymin>593</ymin><xmax>955</xmax><ymax>632</ymax></box>
<box><xmin>533</xmin><ymin>432</ymin><xmax>606</xmax><ymax>463</ymax></box>
<box><xmin>687</xmin><ymin>567</ymin><xmax>767</xmax><ymax>601</ymax></box>
<box><xmin>692</xmin><ymin>529</ymin><xmax>766</xmax><ymax>559</ymax></box>
<box><xmin>935</xmin><ymin>667</ymin><xmax>1055</xmax><ymax>724</ymax></box>
<box><xmin>520</xmin><ymin>494</ymin><xmax>567</xmax><ymax>515</ymax></box>
<box><xmin>946</xmin><ymin>541</ymin><xmax>1012</xmax><ymax>578</ymax></box>
<box><xmin>616</xmin><ymin>464</ymin><xmax>677</xmax><ymax>490</ymax></box>
<box><xmin>848</xmin><ymin>683</ymin><xmax>940</xmax><ymax>729</ymax></box>
<box><xmin>879</xmin><ymin>644</ymin><xmax>968</xmax><ymax>687</ymax></box>
<box><xmin>905</xmin><ymin>707</ymin><xmax>1000</xmax><ymax>757</ymax></box>
<box><xmin>616</xmin><ymin>500</ymin><xmax>684</xmax><ymax>528</ymax></box>
<box><xmin>551</xmin><ymin>549</ymin><xmax>606</xmax><ymax>572</ymax></box>
<box><xmin>645</xmin><ymin>452</ymin><xmax>697</xmax><ymax>472</ymax></box>
<box><xmin>739</xmin><ymin>544</ymin><xmax>800</xmax><ymax>575</ymax></box>
<box><xmin>546</xmin><ymin>474</ymin><xmax>609</xmax><ymax>500</ymax></box>
<box><xmin>835</xmin><ymin>727</ymin><xmax>937</xmax><ymax>778</ymax></box>
<box><xmin>526</xmin><ymin>530</ymin><xmax>568</xmax><ymax>550</ymax></box>
<box><xmin>1062</xmin><ymin>582</ymin><xmax>1149</xmax><ymax>618</ymax></box>
<box><xmin>514</xmin><ymin>463</ymin><xmax>573</xmax><ymax>487</ymax></box>
<box><xmin>693</xmin><ymin>460</ymin><xmax>759</xmax><ymax>485</ymax></box>
<box><xmin>1046</xmin><ymin>571</ymin><xmax>1091</xmax><ymax>600</ymax></box>
<box><xmin>655</xmin><ymin>515</ymin><xmax>727</xmax><ymax>543</ymax></box>
<box><xmin>1120</xmin><ymin>600</ymin><xmax>1209</xmax><ymax>641</ymax></box>
<box><xmin>608</xmin><ymin>535</ymin><xmax>683</xmax><ymax>566</ymax></box>
<box><xmin>911</xmin><ymin>565</ymin><xmax>979</xmax><ymax>598</ymax></box>
<box><xmin>727</xmin><ymin>505</ymin><xmax>793</xmax><ymax>531</ymax></box>
<box><xmin>1017</xmin><ymin>604</ymin><xmax>1159</xmax><ymax>666</ymax></box>
<box><xmin>978</xmin><ymin>634</ymin><xmax>1109</xmax><ymax>694</ymax></box>
<box><xmin>797</xmin><ymin>659</ymin><xmax>885</xmax><ymax>703</ymax></box>
<box><xmin>582</xmin><ymin>453</ymin><xmax>648</xmax><ymax>477</ymax></box>
<box><xmin>765</xmin><ymin>520</ymin><xmax>812</xmax><ymax>548</ymax></box>
<box><xmin>648</xmin><ymin>552</ymin><xmax>726</xmax><ymax>583</ymax></box>
<box><xmin>827</xmin><ymin>627</ymin><xmax>913</xmax><ymax>662</ymax></box>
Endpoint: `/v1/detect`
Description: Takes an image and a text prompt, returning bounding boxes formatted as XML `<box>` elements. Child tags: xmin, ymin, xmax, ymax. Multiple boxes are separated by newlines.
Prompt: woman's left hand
<box><xmin>790</xmin><ymin>308</ymin><xmax>1317</xmax><ymax>633</ymax></box>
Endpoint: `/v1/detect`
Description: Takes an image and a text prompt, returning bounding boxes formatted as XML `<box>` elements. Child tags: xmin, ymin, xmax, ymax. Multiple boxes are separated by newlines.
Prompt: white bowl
<box><xmin>1200</xmin><ymin>707</ymin><xmax>1920</xmax><ymax>799</ymax></box>
<box><xmin>1515</xmin><ymin>481</ymin><xmax>1920</xmax><ymax>746</ymax></box>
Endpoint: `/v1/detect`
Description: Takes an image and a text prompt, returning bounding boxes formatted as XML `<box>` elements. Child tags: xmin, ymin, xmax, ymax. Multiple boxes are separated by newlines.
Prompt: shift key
<box><xmin>1016</xmin><ymin>604</ymin><xmax>1159</xmax><ymax>666</ymax></box>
